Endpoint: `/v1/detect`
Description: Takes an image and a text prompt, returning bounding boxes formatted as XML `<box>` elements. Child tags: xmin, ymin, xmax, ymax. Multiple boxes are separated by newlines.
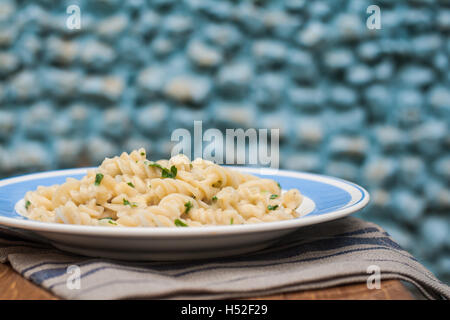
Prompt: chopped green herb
<box><xmin>127</xmin><ymin>182</ymin><xmax>135</xmax><ymax>188</ymax></box>
<box><xmin>174</xmin><ymin>219</ymin><xmax>188</xmax><ymax>227</ymax></box>
<box><xmin>277</xmin><ymin>182</ymin><xmax>281</xmax><ymax>189</ymax></box>
<box><xmin>100</xmin><ymin>217</ymin><xmax>117</xmax><ymax>225</ymax></box>
<box><xmin>212</xmin><ymin>196</ymin><xmax>218</xmax><ymax>202</ymax></box>
<box><xmin>267</xmin><ymin>204</ymin><xmax>279</xmax><ymax>211</ymax></box>
<box><xmin>148</xmin><ymin>162</ymin><xmax>164</xmax><ymax>170</ymax></box>
<box><xmin>189</xmin><ymin>163</ymin><xmax>193</xmax><ymax>169</ymax></box>
<box><xmin>123</xmin><ymin>199</ymin><xmax>138</xmax><ymax>207</ymax></box>
<box><xmin>141</xmin><ymin>152</ymin><xmax>145</xmax><ymax>156</ymax></box>
<box><xmin>95</xmin><ymin>173</ymin><xmax>104</xmax><ymax>186</ymax></box>
<box><xmin>149</xmin><ymin>162</ymin><xmax>177</xmax><ymax>178</ymax></box>
<box><xmin>184</xmin><ymin>201</ymin><xmax>193</xmax><ymax>214</ymax></box>
<box><xmin>230</xmin><ymin>218</ymin><xmax>234</xmax><ymax>225</ymax></box>
<box><xmin>161</xmin><ymin>165</ymin><xmax>177</xmax><ymax>178</ymax></box>
<box><xmin>25</xmin><ymin>200</ymin><xmax>31</xmax><ymax>210</ymax></box>
<box><xmin>270</xmin><ymin>194</ymin><xmax>279</xmax><ymax>199</ymax></box>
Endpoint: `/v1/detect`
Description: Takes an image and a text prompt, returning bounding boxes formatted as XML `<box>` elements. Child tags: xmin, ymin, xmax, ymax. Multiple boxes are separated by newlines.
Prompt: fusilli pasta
<box><xmin>23</xmin><ymin>149</ymin><xmax>304</xmax><ymax>227</ymax></box>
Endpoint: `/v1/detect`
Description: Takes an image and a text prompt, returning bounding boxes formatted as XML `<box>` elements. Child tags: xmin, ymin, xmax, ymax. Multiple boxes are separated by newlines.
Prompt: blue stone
<box><xmin>357</xmin><ymin>41</ymin><xmax>381</xmax><ymax>62</ymax></box>
<box><xmin>328</xmin><ymin>135</ymin><xmax>369</xmax><ymax>160</ymax></box>
<box><xmin>307</xmin><ymin>1</ymin><xmax>331</xmax><ymax>20</ymax></box>
<box><xmin>425</xmin><ymin>181</ymin><xmax>450</xmax><ymax>210</ymax></box>
<box><xmin>372</xmin><ymin>125</ymin><xmax>406</xmax><ymax>153</ymax></box>
<box><xmin>323</xmin><ymin>48</ymin><xmax>355</xmax><ymax>70</ymax></box>
<box><xmin>253</xmin><ymin>40</ymin><xmax>287</xmax><ymax>68</ymax></box>
<box><xmin>213</xmin><ymin>103</ymin><xmax>256</xmax><ymax>129</ymax></box>
<box><xmin>284</xmin><ymin>0</ymin><xmax>306</xmax><ymax>12</ymax></box>
<box><xmin>123</xmin><ymin>137</ymin><xmax>153</xmax><ymax>155</ymax></box>
<box><xmin>394</xmin><ymin>89</ymin><xmax>424</xmax><ymax>127</ymax></box>
<box><xmin>288</xmin><ymin>86</ymin><xmax>326</xmax><ymax>112</ymax></box>
<box><xmin>412</xmin><ymin>34</ymin><xmax>442</xmax><ymax>57</ymax></box>
<box><xmin>398</xmin><ymin>156</ymin><xmax>426</xmax><ymax>191</ymax></box>
<box><xmin>96</xmin><ymin>14</ymin><xmax>129</xmax><ymax>40</ymax></box>
<box><xmin>428</xmin><ymin>86</ymin><xmax>450</xmax><ymax>116</ymax></box>
<box><xmin>45</xmin><ymin>36</ymin><xmax>79</xmax><ymax>66</ymax></box>
<box><xmin>171</xmin><ymin>107</ymin><xmax>210</xmax><ymax>129</ymax></box>
<box><xmin>163</xmin><ymin>15</ymin><xmax>193</xmax><ymax>37</ymax></box>
<box><xmin>346</xmin><ymin>64</ymin><xmax>373</xmax><ymax>86</ymax></box>
<box><xmin>136</xmin><ymin>103</ymin><xmax>169</xmax><ymax>135</ymax></box>
<box><xmin>419</xmin><ymin>216</ymin><xmax>449</xmax><ymax>253</ymax></box>
<box><xmin>0</xmin><ymin>110</ymin><xmax>15</xmax><ymax>141</ymax></box>
<box><xmin>283</xmin><ymin>153</ymin><xmax>322</xmax><ymax>173</ymax></box>
<box><xmin>327</xmin><ymin>109</ymin><xmax>365</xmax><ymax>135</ymax></box>
<box><xmin>294</xmin><ymin>116</ymin><xmax>325</xmax><ymax>149</ymax></box>
<box><xmin>392</xmin><ymin>190</ymin><xmax>426</xmax><ymax>224</ymax></box>
<box><xmin>329</xmin><ymin>85</ymin><xmax>358</xmax><ymax>109</ymax></box>
<box><xmin>287</xmin><ymin>49</ymin><xmax>317</xmax><ymax>82</ymax></box>
<box><xmin>80</xmin><ymin>40</ymin><xmax>116</xmax><ymax>70</ymax></box>
<box><xmin>254</xmin><ymin>73</ymin><xmax>285</xmax><ymax>108</ymax></box>
<box><xmin>86</xmin><ymin>137</ymin><xmax>119</xmax><ymax>165</ymax></box>
<box><xmin>373</xmin><ymin>60</ymin><xmax>395</xmax><ymax>82</ymax></box>
<box><xmin>234</xmin><ymin>3</ymin><xmax>264</xmax><ymax>35</ymax></box>
<box><xmin>187</xmin><ymin>40</ymin><xmax>222</xmax><ymax>68</ymax></box>
<box><xmin>54</xmin><ymin>138</ymin><xmax>83</xmax><ymax>168</ymax></box>
<box><xmin>137</xmin><ymin>67</ymin><xmax>166</xmax><ymax>98</ymax></box>
<box><xmin>437</xmin><ymin>9</ymin><xmax>450</xmax><ymax>31</ymax></box>
<box><xmin>217</xmin><ymin>63</ymin><xmax>252</xmax><ymax>98</ymax></box>
<box><xmin>364</xmin><ymin>84</ymin><xmax>393</xmax><ymax>120</ymax></box>
<box><xmin>7</xmin><ymin>71</ymin><xmax>41</xmax><ymax>102</ymax></box>
<box><xmin>41</xmin><ymin>68</ymin><xmax>81</xmax><ymax>99</ymax></box>
<box><xmin>433</xmin><ymin>156</ymin><xmax>450</xmax><ymax>182</ymax></box>
<box><xmin>263</xmin><ymin>10</ymin><xmax>301</xmax><ymax>39</ymax></box>
<box><xmin>101</xmin><ymin>108</ymin><xmax>131</xmax><ymax>139</ymax></box>
<box><xmin>133</xmin><ymin>10</ymin><xmax>160</xmax><ymax>36</ymax></box>
<box><xmin>325</xmin><ymin>160</ymin><xmax>360</xmax><ymax>182</ymax></box>
<box><xmin>398</xmin><ymin>65</ymin><xmax>434</xmax><ymax>88</ymax></box>
<box><xmin>0</xmin><ymin>52</ymin><xmax>20</xmax><ymax>76</ymax></box>
<box><xmin>23</xmin><ymin>102</ymin><xmax>54</xmax><ymax>140</ymax></box>
<box><xmin>80</xmin><ymin>75</ymin><xmax>125</xmax><ymax>103</ymax></box>
<box><xmin>410</xmin><ymin>121</ymin><xmax>447</xmax><ymax>156</ymax></box>
<box><xmin>164</xmin><ymin>74</ymin><xmax>211</xmax><ymax>104</ymax></box>
<box><xmin>203</xmin><ymin>24</ymin><xmax>242</xmax><ymax>51</ymax></box>
<box><xmin>331</xmin><ymin>13</ymin><xmax>365</xmax><ymax>41</ymax></box>
<box><xmin>151</xmin><ymin>37</ymin><xmax>175</xmax><ymax>57</ymax></box>
<box><xmin>13</xmin><ymin>142</ymin><xmax>51</xmax><ymax>172</ymax></box>
<box><xmin>198</xmin><ymin>0</ymin><xmax>232</xmax><ymax>21</ymax></box>
<box><xmin>296</xmin><ymin>21</ymin><xmax>327</xmax><ymax>47</ymax></box>
<box><xmin>362</xmin><ymin>157</ymin><xmax>397</xmax><ymax>187</ymax></box>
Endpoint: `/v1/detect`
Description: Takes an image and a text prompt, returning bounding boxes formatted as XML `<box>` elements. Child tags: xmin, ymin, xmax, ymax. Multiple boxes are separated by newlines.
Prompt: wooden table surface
<box><xmin>0</xmin><ymin>262</ymin><xmax>414</xmax><ymax>300</ymax></box>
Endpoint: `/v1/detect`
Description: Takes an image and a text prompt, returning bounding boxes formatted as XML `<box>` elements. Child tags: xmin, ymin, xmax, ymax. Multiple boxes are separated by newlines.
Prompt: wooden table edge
<box><xmin>0</xmin><ymin>262</ymin><xmax>414</xmax><ymax>300</ymax></box>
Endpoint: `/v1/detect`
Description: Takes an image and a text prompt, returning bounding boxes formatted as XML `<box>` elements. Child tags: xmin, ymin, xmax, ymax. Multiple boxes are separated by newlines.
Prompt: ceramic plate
<box><xmin>0</xmin><ymin>167</ymin><xmax>369</xmax><ymax>261</ymax></box>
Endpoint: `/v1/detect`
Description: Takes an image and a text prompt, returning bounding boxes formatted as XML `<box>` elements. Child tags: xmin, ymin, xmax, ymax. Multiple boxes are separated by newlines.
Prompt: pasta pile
<box><xmin>23</xmin><ymin>149</ymin><xmax>303</xmax><ymax>227</ymax></box>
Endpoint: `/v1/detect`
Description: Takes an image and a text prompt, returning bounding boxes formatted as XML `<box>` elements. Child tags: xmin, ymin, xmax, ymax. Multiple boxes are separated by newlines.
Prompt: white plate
<box><xmin>0</xmin><ymin>167</ymin><xmax>369</xmax><ymax>261</ymax></box>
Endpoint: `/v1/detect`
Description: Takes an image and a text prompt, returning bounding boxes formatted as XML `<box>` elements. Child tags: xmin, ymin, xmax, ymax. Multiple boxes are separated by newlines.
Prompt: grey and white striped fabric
<box><xmin>1</xmin><ymin>217</ymin><xmax>449</xmax><ymax>300</ymax></box>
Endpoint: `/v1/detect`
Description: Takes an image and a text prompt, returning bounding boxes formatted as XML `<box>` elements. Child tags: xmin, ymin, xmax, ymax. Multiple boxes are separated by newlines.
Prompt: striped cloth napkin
<box><xmin>1</xmin><ymin>217</ymin><xmax>449</xmax><ymax>300</ymax></box>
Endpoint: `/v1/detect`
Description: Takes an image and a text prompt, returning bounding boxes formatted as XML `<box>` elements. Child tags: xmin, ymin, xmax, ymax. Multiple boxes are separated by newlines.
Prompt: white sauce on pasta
<box><xmin>23</xmin><ymin>149</ymin><xmax>304</xmax><ymax>227</ymax></box>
